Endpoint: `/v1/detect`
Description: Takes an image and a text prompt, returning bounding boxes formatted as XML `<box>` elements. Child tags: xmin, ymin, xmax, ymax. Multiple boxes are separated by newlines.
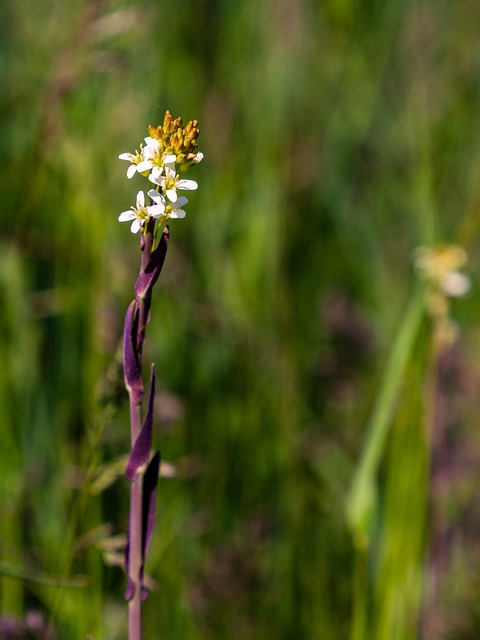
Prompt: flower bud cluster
<box><xmin>118</xmin><ymin>111</ymin><xmax>203</xmax><ymax>234</ymax></box>
<box><xmin>148</xmin><ymin>111</ymin><xmax>203</xmax><ymax>171</ymax></box>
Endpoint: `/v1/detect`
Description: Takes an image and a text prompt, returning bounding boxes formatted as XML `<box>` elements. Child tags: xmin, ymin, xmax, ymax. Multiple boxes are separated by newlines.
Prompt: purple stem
<box><xmin>128</xmin><ymin>476</ymin><xmax>144</xmax><ymax>639</ymax></box>
<box><xmin>123</xmin><ymin>220</ymin><xmax>169</xmax><ymax>640</ymax></box>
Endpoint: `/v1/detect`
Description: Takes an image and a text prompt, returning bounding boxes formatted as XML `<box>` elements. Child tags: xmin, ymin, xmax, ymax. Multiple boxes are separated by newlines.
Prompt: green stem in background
<box><xmin>350</xmin><ymin>549</ymin><xmax>368</xmax><ymax>640</ymax></box>
<box><xmin>347</xmin><ymin>284</ymin><xmax>426</xmax><ymax>640</ymax></box>
<box><xmin>346</xmin><ymin>283</ymin><xmax>426</xmax><ymax>548</ymax></box>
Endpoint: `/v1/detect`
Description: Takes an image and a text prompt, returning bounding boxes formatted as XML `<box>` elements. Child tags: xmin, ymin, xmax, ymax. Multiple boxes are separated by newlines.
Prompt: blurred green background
<box><xmin>2</xmin><ymin>0</ymin><xmax>480</xmax><ymax>638</ymax></box>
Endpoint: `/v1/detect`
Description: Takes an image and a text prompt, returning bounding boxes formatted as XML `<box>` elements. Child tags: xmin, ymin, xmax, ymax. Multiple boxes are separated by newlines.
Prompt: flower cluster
<box><xmin>414</xmin><ymin>244</ymin><xmax>471</xmax><ymax>344</ymax></box>
<box><xmin>414</xmin><ymin>244</ymin><xmax>470</xmax><ymax>298</ymax></box>
<box><xmin>118</xmin><ymin>111</ymin><xmax>203</xmax><ymax>234</ymax></box>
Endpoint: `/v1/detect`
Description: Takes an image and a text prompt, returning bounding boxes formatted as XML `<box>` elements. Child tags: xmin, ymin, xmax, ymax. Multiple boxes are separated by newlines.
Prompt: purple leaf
<box><xmin>125</xmin><ymin>365</ymin><xmax>156</xmax><ymax>482</ymax></box>
<box><xmin>143</xmin><ymin>451</ymin><xmax>161</xmax><ymax>558</ymax></box>
<box><xmin>134</xmin><ymin>228</ymin><xmax>169</xmax><ymax>300</ymax></box>
<box><xmin>124</xmin><ymin>452</ymin><xmax>161</xmax><ymax>601</ymax></box>
<box><xmin>124</xmin><ymin>577</ymin><xmax>135</xmax><ymax>602</ymax></box>
<box><xmin>135</xmin><ymin>302</ymin><xmax>152</xmax><ymax>357</ymax></box>
<box><xmin>123</xmin><ymin>301</ymin><xmax>144</xmax><ymax>405</ymax></box>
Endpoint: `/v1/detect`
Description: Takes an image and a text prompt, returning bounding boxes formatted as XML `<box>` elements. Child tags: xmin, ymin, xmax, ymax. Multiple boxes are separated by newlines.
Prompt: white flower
<box><xmin>148</xmin><ymin>163</ymin><xmax>198</xmax><ymax>202</ymax></box>
<box><xmin>118</xmin><ymin>153</ymin><xmax>153</xmax><ymax>179</ymax></box>
<box><xmin>167</xmin><ymin>195</ymin><xmax>189</xmax><ymax>219</ymax></box>
<box><xmin>118</xmin><ymin>152</ymin><xmax>141</xmax><ymax>179</ymax></box>
<box><xmin>143</xmin><ymin>137</ymin><xmax>162</xmax><ymax>164</ymax></box>
<box><xmin>119</xmin><ymin>143</ymin><xmax>155</xmax><ymax>179</ymax></box>
<box><xmin>118</xmin><ymin>191</ymin><xmax>165</xmax><ymax>233</ymax></box>
<box><xmin>148</xmin><ymin>190</ymin><xmax>188</xmax><ymax>220</ymax></box>
<box><xmin>149</xmin><ymin>154</ymin><xmax>178</xmax><ymax>181</ymax></box>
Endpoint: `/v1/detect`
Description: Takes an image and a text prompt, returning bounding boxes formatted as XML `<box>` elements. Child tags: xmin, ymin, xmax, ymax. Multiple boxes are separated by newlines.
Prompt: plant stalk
<box><xmin>128</xmin><ymin>402</ymin><xmax>144</xmax><ymax>640</ymax></box>
<box><xmin>126</xmin><ymin>221</ymin><xmax>156</xmax><ymax>640</ymax></box>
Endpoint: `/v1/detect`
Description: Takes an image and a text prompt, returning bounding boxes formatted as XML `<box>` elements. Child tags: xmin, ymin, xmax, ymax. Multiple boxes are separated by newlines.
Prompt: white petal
<box><xmin>151</xmin><ymin>166</ymin><xmax>163</xmax><ymax>179</ymax></box>
<box><xmin>136</xmin><ymin>160</ymin><xmax>153</xmax><ymax>174</ymax></box>
<box><xmin>163</xmin><ymin>154</ymin><xmax>177</xmax><ymax>165</ymax></box>
<box><xmin>166</xmin><ymin>188</ymin><xmax>178</xmax><ymax>202</ymax></box>
<box><xmin>145</xmin><ymin>138</ymin><xmax>160</xmax><ymax>156</ymax></box>
<box><xmin>193</xmin><ymin>152</ymin><xmax>204</xmax><ymax>163</ymax></box>
<box><xmin>131</xmin><ymin>219</ymin><xmax>142</xmax><ymax>233</ymax></box>
<box><xmin>175</xmin><ymin>196</ymin><xmax>188</xmax><ymax>207</ymax></box>
<box><xmin>136</xmin><ymin>191</ymin><xmax>145</xmax><ymax>208</ymax></box>
<box><xmin>118</xmin><ymin>210</ymin><xmax>134</xmax><ymax>222</ymax></box>
<box><xmin>148</xmin><ymin>204</ymin><xmax>166</xmax><ymax>218</ymax></box>
<box><xmin>170</xmin><ymin>209</ymin><xmax>186</xmax><ymax>219</ymax></box>
<box><xmin>144</xmin><ymin>136</ymin><xmax>159</xmax><ymax>148</ymax></box>
<box><xmin>148</xmin><ymin>172</ymin><xmax>162</xmax><ymax>186</ymax></box>
<box><xmin>177</xmin><ymin>179</ymin><xmax>198</xmax><ymax>191</ymax></box>
<box><xmin>119</xmin><ymin>152</ymin><xmax>134</xmax><ymax>161</ymax></box>
<box><xmin>148</xmin><ymin>189</ymin><xmax>165</xmax><ymax>205</ymax></box>
<box><xmin>127</xmin><ymin>165</ymin><xmax>137</xmax><ymax>179</ymax></box>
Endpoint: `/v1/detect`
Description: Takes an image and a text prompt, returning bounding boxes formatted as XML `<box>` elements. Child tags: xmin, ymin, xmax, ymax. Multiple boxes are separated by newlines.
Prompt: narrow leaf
<box><xmin>134</xmin><ymin>228</ymin><xmax>169</xmax><ymax>300</ymax></box>
<box><xmin>123</xmin><ymin>301</ymin><xmax>143</xmax><ymax>405</ymax></box>
<box><xmin>124</xmin><ymin>577</ymin><xmax>135</xmax><ymax>601</ymax></box>
<box><xmin>125</xmin><ymin>365</ymin><xmax>156</xmax><ymax>482</ymax></box>
<box><xmin>142</xmin><ymin>451</ymin><xmax>161</xmax><ymax>559</ymax></box>
<box><xmin>138</xmin><ymin>451</ymin><xmax>161</xmax><ymax>599</ymax></box>
<box><xmin>346</xmin><ymin>284</ymin><xmax>426</xmax><ymax>547</ymax></box>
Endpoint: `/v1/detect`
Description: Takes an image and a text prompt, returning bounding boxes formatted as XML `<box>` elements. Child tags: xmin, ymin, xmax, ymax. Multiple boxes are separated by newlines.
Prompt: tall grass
<box><xmin>2</xmin><ymin>0</ymin><xmax>480</xmax><ymax>638</ymax></box>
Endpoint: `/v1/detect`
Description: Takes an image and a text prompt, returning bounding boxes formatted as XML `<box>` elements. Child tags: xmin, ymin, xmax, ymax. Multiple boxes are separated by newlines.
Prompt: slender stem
<box><xmin>126</xmin><ymin>225</ymin><xmax>154</xmax><ymax>640</ymax></box>
<box><xmin>128</xmin><ymin>400</ymin><xmax>143</xmax><ymax>640</ymax></box>
<box><xmin>126</xmin><ymin>220</ymin><xmax>158</xmax><ymax>640</ymax></box>
<box><xmin>350</xmin><ymin>548</ymin><xmax>368</xmax><ymax>640</ymax></box>
<box><xmin>346</xmin><ymin>283</ymin><xmax>426</xmax><ymax>545</ymax></box>
<box><xmin>128</xmin><ymin>477</ymin><xmax>144</xmax><ymax>640</ymax></box>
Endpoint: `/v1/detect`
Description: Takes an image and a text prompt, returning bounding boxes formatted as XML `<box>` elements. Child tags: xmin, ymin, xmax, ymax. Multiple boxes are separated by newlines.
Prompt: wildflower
<box><xmin>118</xmin><ymin>151</ymin><xmax>152</xmax><ymax>179</ymax></box>
<box><xmin>142</xmin><ymin>136</ymin><xmax>164</xmax><ymax>169</ymax></box>
<box><xmin>149</xmin><ymin>162</ymin><xmax>198</xmax><ymax>202</ymax></box>
<box><xmin>119</xmin><ymin>140</ymin><xmax>158</xmax><ymax>179</ymax></box>
<box><xmin>118</xmin><ymin>191</ymin><xmax>165</xmax><ymax>234</ymax></box>
<box><xmin>414</xmin><ymin>244</ymin><xmax>471</xmax><ymax>345</ymax></box>
<box><xmin>148</xmin><ymin>154</ymin><xmax>176</xmax><ymax>184</ymax></box>
<box><xmin>118</xmin><ymin>111</ymin><xmax>202</xmax><ymax>234</ymax></box>
<box><xmin>148</xmin><ymin>190</ymin><xmax>188</xmax><ymax>220</ymax></box>
<box><xmin>117</xmin><ymin>110</ymin><xmax>202</xmax><ymax>637</ymax></box>
<box><xmin>414</xmin><ymin>245</ymin><xmax>470</xmax><ymax>298</ymax></box>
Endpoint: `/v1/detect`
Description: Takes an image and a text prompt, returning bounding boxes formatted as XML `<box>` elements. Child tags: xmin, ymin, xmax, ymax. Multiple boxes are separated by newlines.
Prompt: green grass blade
<box><xmin>346</xmin><ymin>283</ymin><xmax>426</xmax><ymax>547</ymax></box>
